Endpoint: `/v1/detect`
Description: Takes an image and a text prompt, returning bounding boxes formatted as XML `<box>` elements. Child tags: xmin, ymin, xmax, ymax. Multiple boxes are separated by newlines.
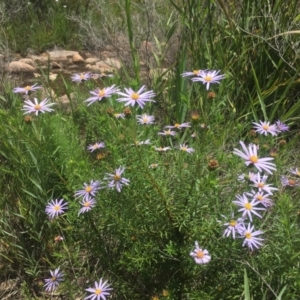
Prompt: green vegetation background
<box><xmin>1</xmin><ymin>0</ymin><xmax>300</xmax><ymax>299</ymax></box>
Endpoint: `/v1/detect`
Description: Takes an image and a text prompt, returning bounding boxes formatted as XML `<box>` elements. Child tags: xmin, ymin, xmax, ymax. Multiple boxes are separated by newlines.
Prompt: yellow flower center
<box><xmin>193</xmin><ymin>70</ymin><xmax>200</xmax><ymax>75</ymax></box>
<box><xmin>165</xmin><ymin>130</ymin><xmax>171</xmax><ymax>135</ymax></box>
<box><xmin>157</xmin><ymin>147</ymin><xmax>163</xmax><ymax>151</ymax></box>
<box><xmin>34</xmin><ymin>104</ymin><xmax>41</xmax><ymax>110</ymax></box>
<box><xmin>95</xmin><ymin>288</ymin><xmax>102</xmax><ymax>295</ymax></box>
<box><xmin>256</xmin><ymin>195</ymin><xmax>263</xmax><ymax>201</ymax></box>
<box><xmin>142</xmin><ymin>117</ymin><xmax>149</xmax><ymax>123</ymax></box>
<box><xmin>196</xmin><ymin>250</ymin><xmax>204</xmax><ymax>258</ymax></box>
<box><xmin>131</xmin><ymin>93</ymin><xmax>140</xmax><ymax>100</ymax></box>
<box><xmin>24</xmin><ymin>86</ymin><xmax>31</xmax><ymax>91</ymax></box>
<box><xmin>181</xmin><ymin>147</ymin><xmax>187</xmax><ymax>151</ymax></box>
<box><xmin>51</xmin><ymin>276</ymin><xmax>56</xmax><ymax>282</ymax></box>
<box><xmin>204</xmin><ymin>75</ymin><xmax>212</xmax><ymax>82</ymax></box>
<box><xmin>257</xmin><ymin>183</ymin><xmax>264</xmax><ymax>188</ymax></box>
<box><xmin>80</xmin><ymin>74</ymin><xmax>85</xmax><ymax>79</ymax></box>
<box><xmin>84</xmin><ymin>201</ymin><xmax>91</xmax><ymax>207</ymax></box>
<box><xmin>249</xmin><ymin>155</ymin><xmax>258</xmax><ymax>163</ymax></box>
<box><xmin>114</xmin><ymin>175</ymin><xmax>121</xmax><ymax>181</ymax></box>
<box><xmin>92</xmin><ymin>144</ymin><xmax>98</xmax><ymax>149</ymax></box>
<box><xmin>244</xmin><ymin>203</ymin><xmax>252</xmax><ymax>210</ymax></box>
<box><xmin>229</xmin><ymin>220</ymin><xmax>237</xmax><ymax>227</ymax></box>
<box><xmin>98</xmin><ymin>89</ymin><xmax>106</xmax><ymax>97</ymax></box>
<box><xmin>245</xmin><ymin>232</ymin><xmax>252</xmax><ymax>239</ymax></box>
<box><xmin>262</xmin><ymin>124</ymin><xmax>269</xmax><ymax>130</ymax></box>
<box><xmin>85</xmin><ymin>186</ymin><xmax>92</xmax><ymax>192</ymax></box>
<box><xmin>174</xmin><ymin>123</ymin><xmax>180</xmax><ymax>128</ymax></box>
<box><xmin>54</xmin><ymin>205</ymin><xmax>60</xmax><ymax>211</ymax></box>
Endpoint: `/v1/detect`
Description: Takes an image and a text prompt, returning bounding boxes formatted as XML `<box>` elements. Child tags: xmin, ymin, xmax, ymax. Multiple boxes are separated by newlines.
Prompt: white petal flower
<box><xmin>233</xmin><ymin>141</ymin><xmax>277</xmax><ymax>174</ymax></box>
<box><xmin>190</xmin><ymin>241</ymin><xmax>211</xmax><ymax>264</ymax></box>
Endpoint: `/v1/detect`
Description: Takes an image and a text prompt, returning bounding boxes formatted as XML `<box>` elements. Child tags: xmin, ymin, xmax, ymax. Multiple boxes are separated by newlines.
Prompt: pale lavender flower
<box><xmin>239</xmin><ymin>223</ymin><xmax>264</xmax><ymax>250</ymax></box>
<box><xmin>280</xmin><ymin>176</ymin><xmax>300</xmax><ymax>187</ymax></box>
<box><xmin>233</xmin><ymin>193</ymin><xmax>266</xmax><ymax>222</ymax></box>
<box><xmin>191</xmin><ymin>70</ymin><xmax>225</xmax><ymax>90</ymax></box>
<box><xmin>190</xmin><ymin>241</ymin><xmax>211</xmax><ymax>264</ymax></box>
<box><xmin>246</xmin><ymin>190</ymin><xmax>273</xmax><ymax>207</ymax></box>
<box><xmin>114</xmin><ymin>113</ymin><xmax>125</xmax><ymax>119</ymax></box>
<box><xmin>22</xmin><ymin>98</ymin><xmax>54</xmax><ymax>116</ymax></box>
<box><xmin>252</xmin><ymin>121</ymin><xmax>278</xmax><ymax>136</ymax></box>
<box><xmin>85</xmin><ymin>85</ymin><xmax>119</xmax><ymax>106</ymax></box>
<box><xmin>117</xmin><ymin>86</ymin><xmax>156</xmax><ymax>108</ymax></box>
<box><xmin>237</xmin><ymin>172</ymin><xmax>258</xmax><ymax>183</ymax></box>
<box><xmin>136</xmin><ymin>113</ymin><xmax>155</xmax><ymax>125</ymax></box>
<box><xmin>275</xmin><ymin>120</ymin><xmax>289</xmax><ymax>132</ymax></box>
<box><xmin>71</xmin><ymin>72</ymin><xmax>92</xmax><ymax>82</ymax></box>
<box><xmin>75</xmin><ymin>180</ymin><xmax>102</xmax><ymax>200</ymax></box>
<box><xmin>221</xmin><ymin>213</ymin><xmax>244</xmax><ymax>239</ymax></box>
<box><xmin>250</xmin><ymin>173</ymin><xmax>278</xmax><ymax>195</ymax></box>
<box><xmin>233</xmin><ymin>141</ymin><xmax>277</xmax><ymax>174</ymax></box>
<box><xmin>179</xmin><ymin>143</ymin><xmax>195</xmax><ymax>154</ymax></box>
<box><xmin>79</xmin><ymin>197</ymin><xmax>97</xmax><ymax>215</ymax></box>
<box><xmin>158</xmin><ymin>129</ymin><xmax>177</xmax><ymax>136</ymax></box>
<box><xmin>84</xmin><ymin>278</ymin><xmax>113</xmax><ymax>300</ymax></box>
<box><xmin>155</xmin><ymin>146</ymin><xmax>171</xmax><ymax>152</ymax></box>
<box><xmin>289</xmin><ymin>168</ymin><xmax>300</xmax><ymax>176</ymax></box>
<box><xmin>149</xmin><ymin>163</ymin><xmax>159</xmax><ymax>169</ymax></box>
<box><xmin>87</xmin><ymin>142</ymin><xmax>105</xmax><ymax>152</ymax></box>
<box><xmin>13</xmin><ymin>83</ymin><xmax>42</xmax><ymax>95</ymax></box>
<box><xmin>181</xmin><ymin>69</ymin><xmax>202</xmax><ymax>77</ymax></box>
<box><xmin>45</xmin><ymin>199</ymin><xmax>68</xmax><ymax>219</ymax></box>
<box><xmin>133</xmin><ymin>140</ymin><xmax>151</xmax><ymax>146</ymax></box>
<box><xmin>44</xmin><ymin>267</ymin><xmax>64</xmax><ymax>292</ymax></box>
<box><xmin>165</xmin><ymin>122</ymin><xmax>191</xmax><ymax>129</ymax></box>
<box><xmin>105</xmin><ymin>167</ymin><xmax>130</xmax><ymax>192</ymax></box>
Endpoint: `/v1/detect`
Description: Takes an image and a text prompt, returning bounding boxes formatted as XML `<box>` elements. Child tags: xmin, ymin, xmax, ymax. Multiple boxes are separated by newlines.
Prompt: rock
<box><xmin>28</xmin><ymin>54</ymin><xmax>50</xmax><ymax>65</ymax></box>
<box><xmin>140</xmin><ymin>40</ymin><xmax>153</xmax><ymax>52</ymax></box>
<box><xmin>100</xmin><ymin>50</ymin><xmax>117</xmax><ymax>59</ymax></box>
<box><xmin>18</xmin><ymin>58</ymin><xmax>35</xmax><ymax>67</ymax></box>
<box><xmin>57</xmin><ymin>93</ymin><xmax>76</xmax><ymax>113</ymax></box>
<box><xmin>40</xmin><ymin>87</ymin><xmax>57</xmax><ymax>99</ymax></box>
<box><xmin>72</xmin><ymin>53</ymin><xmax>84</xmax><ymax>64</ymax></box>
<box><xmin>52</xmin><ymin>62</ymin><xmax>62</xmax><ymax>69</ymax></box>
<box><xmin>49</xmin><ymin>73</ymin><xmax>58</xmax><ymax>81</ymax></box>
<box><xmin>8</xmin><ymin>61</ymin><xmax>35</xmax><ymax>72</ymax></box>
<box><xmin>46</xmin><ymin>50</ymin><xmax>79</xmax><ymax>65</ymax></box>
<box><xmin>85</xmin><ymin>57</ymin><xmax>99</xmax><ymax>64</ymax></box>
<box><xmin>103</xmin><ymin>58</ymin><xmax>121</xmax><ymax>70</ymax></box>
<box><xmin>95</xmin><ymin>61</ymin><xmax>114</xmax><ymax>72</ymax></box>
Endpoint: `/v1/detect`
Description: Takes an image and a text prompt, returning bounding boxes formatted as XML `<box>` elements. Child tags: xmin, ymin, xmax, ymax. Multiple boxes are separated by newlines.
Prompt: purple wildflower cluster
<box><xmin>252</xmin><ymin>120</ymin><xmax>289</xmax><ymax>136</ymax></box>
<box><xmin>220</xmin><ymin>117</ymin><xmax>291</xmax><ymax>252</ymax></box>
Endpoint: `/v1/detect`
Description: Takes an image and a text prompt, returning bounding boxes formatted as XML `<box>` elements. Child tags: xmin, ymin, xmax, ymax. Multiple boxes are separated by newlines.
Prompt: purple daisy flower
<box><xmin>190</xmin><ymin>241</ymin><xmax>211</xmax><ymax>264</ymax></box>
<box><xmin>105</xmin><ymin>167</ymin><xmax>130</xmax><ymax>192</ymax></box>
<box><xmin>13</xmin><ymin>83</ymin><xmax>42</xmax><ymax>95</ymax></box>
<box><xmin>117</xmin><ymin>86</ymin><xmax>156</xmax><ymax>109</ymax></box>
<box><xmin>22</xmin><ymin>98</ymin><xmax>54</xmax><ymax>116</ymax></box>
<box><xmin>75</xmin><ymin>180</ymin><xmax>103</xmax><ymax>200</ymax></box>
<box><xmin>84</xmin><ymin>278</ymin><xmax>113</xmax><ymax>300</ymax></box>
<box><xmin>78</xmin><ymin>196</ymin><xmax>97</xmax><ymax>215</ymax></box>
<box><xmin>45</xmin><ymin>199</ymin><xmax>68</xmax><ymax>219</ymax></box>
<box><xmin>44</xmin><ymin>267</ymin><xmax>64</xmax><ymax>292</ymax></box>
<box><xmin>85</xmin><ymin>85</ymin><xmax>119</xmax><ymax>106</ymax></box>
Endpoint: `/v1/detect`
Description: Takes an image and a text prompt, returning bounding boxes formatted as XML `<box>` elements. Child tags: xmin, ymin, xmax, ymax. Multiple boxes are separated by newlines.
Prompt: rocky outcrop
<box><xmin>8</xmin><ymin>61</ymin><xmax>36</xmax><ymax>72</ymax></box>
<box><xmin>5</xmin><ymin>50</ymin><xmax>122</xmax><ymax>76</ymax></box>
